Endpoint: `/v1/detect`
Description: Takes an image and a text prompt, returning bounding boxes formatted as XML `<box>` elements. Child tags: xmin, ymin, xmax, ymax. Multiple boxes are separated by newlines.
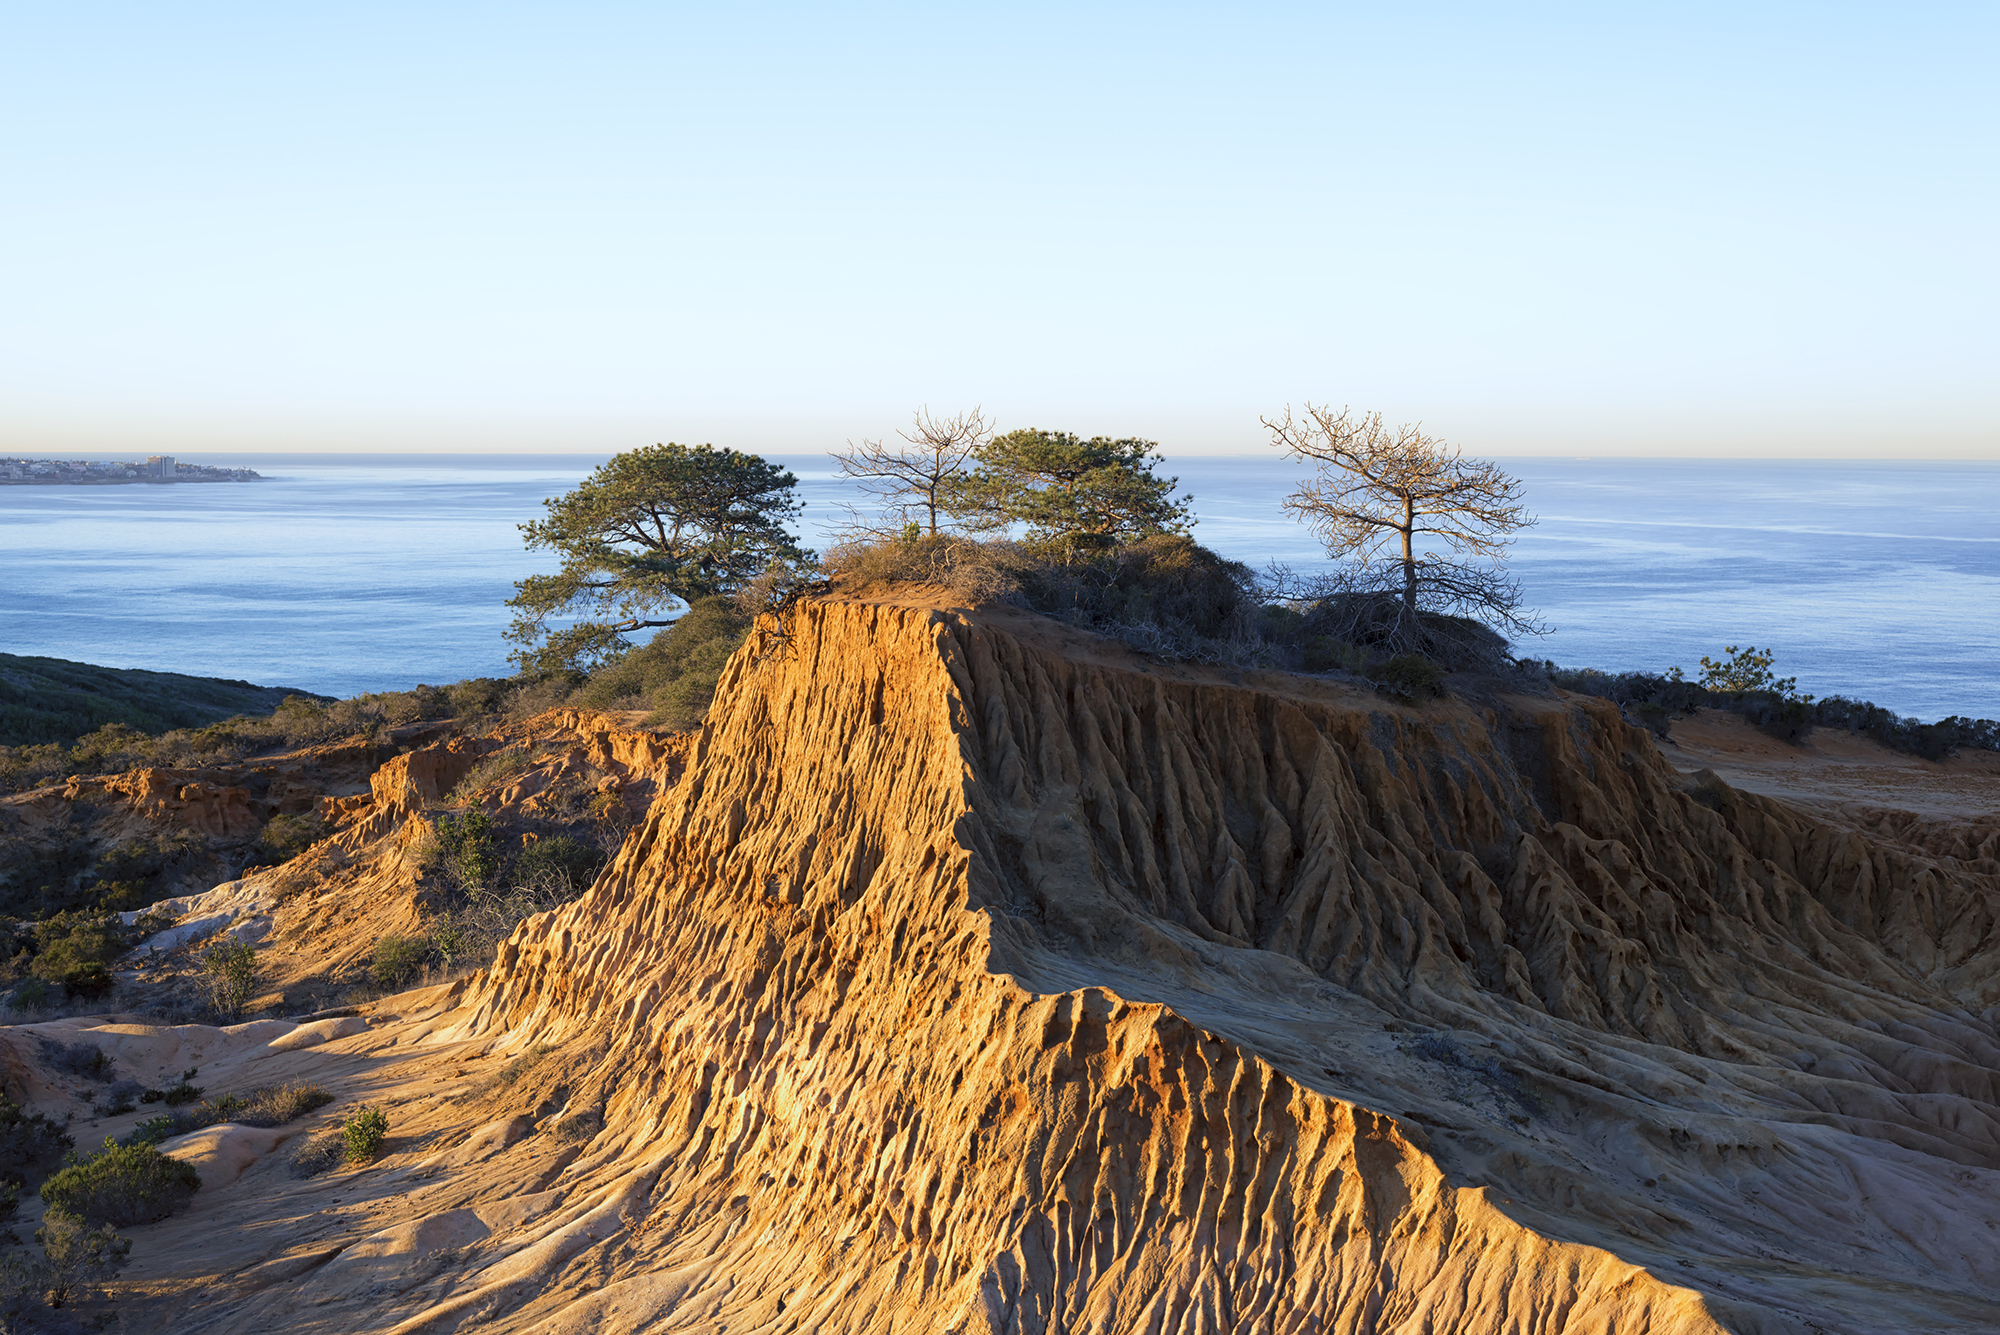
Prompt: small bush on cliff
<box><xmin>427</xmin><ymin>914</ymin><xmax>474</xmax><ymax>971</ymax></box>
<box><xmin>432</xmin><ymin>809</ymin><xmax>500</xmax><ymax>888</ymax></box>
<box><xmin>446</xmin><ymin>749</ymin><xmax>530</xmax><ymax>805</ymax></box>
<box><xmin>371</xmin><ymin>934</ymin><xmax>427</xmax><ymax>989</ymax></box>
<box><xmin>200</xmin><ymin>939</ymin><xmax>260</xmax><ymax>1019</ymax></box>
<box><xmin>444</xmin><ymin>871</ymin><xmax>594</xmax><ymax>972</ymax></box>
<box><xmin>514</xmin><ymin>835</ymin><xmax>604</xmax><ymax>896</ymax></box>
<box><xmin>1273</xmin><ymin>588</ymin><xmax>1511</xmax><ymax>673</ymax></box>
<box><xmin>40</xmin><ymin>1138</ymin><xmax>199</xmax><ymax>1227</ymax></box>
<box><xmin>342</xmin><ymin>1107</ymin><xmax>389</xmax><ymax>1164</ymax></box>
<box><xmin>1376</xmin><ymin>653</ymin><xmax>1447</xmax><ymax>701</ymax></box>
<box><xmin>823</xmin><ymin>532</ymin><xmax>1024</xmax><ymax>605</ymax></box>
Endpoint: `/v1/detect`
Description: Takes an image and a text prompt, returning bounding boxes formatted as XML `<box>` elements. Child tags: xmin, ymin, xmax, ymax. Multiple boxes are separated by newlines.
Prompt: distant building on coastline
<box><xmin>0</xmin><ymin>455</ymin><xmax>259</xmax><ymax>484</ymax></box>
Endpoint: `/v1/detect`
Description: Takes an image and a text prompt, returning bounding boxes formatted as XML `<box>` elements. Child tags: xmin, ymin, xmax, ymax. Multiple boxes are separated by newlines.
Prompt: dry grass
<box><xmin>825</xmin><ymin>534</ymin><xmax>1270</xmax><ymax>666</ymax></box>
<box><xmin>823</xmin><ymin>533</ymin><xmax>1031</xmax><ymax>605</ymax></box>
<box><xmin>130</xmin><ymin>1081</ymin><xmax>335</xmax><ymax>1144</ymax></box>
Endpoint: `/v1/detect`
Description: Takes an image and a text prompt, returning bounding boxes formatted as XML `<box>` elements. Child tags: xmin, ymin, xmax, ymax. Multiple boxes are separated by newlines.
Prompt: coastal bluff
<box><xmin>16</xmin><ymin>589</ymin><xmax>2000</xmax><ymax>1333</ymax></box>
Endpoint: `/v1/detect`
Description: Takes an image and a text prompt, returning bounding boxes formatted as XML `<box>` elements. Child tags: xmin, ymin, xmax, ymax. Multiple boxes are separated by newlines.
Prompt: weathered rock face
<box><xmin>289</xmin><ymin>594</ymin><xmax>1981</xmax><ymax>1335</ymax></box>
<box><xmin>99</xmin><ymin>595</ymin><xmax>1998</xmax><ymax>1335</ymax></box>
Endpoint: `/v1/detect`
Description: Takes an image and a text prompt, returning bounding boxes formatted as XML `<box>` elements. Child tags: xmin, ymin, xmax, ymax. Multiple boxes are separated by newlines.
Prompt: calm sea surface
<box><xmin>2</xmin><ymin>454</ymin><xmax>1994</xmax><ymax>721</ymax></box>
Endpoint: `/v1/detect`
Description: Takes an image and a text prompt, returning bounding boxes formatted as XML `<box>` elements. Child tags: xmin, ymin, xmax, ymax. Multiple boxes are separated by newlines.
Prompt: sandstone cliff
<box><xmin>24</xmin><ymin>593</ymin><xmax>2000</xmax><ymax>1332</ymax></box>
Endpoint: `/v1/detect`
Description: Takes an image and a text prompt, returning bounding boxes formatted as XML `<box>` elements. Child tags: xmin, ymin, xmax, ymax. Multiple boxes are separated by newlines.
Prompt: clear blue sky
<box><xmin>3</xmin><ymin>3</ymin><xmax>1993</xmax><ymax>457</ymax></box>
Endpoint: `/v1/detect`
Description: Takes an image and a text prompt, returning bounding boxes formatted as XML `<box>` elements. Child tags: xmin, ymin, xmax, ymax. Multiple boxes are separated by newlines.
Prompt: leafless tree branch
<box><xmin>1263</xmin><ymin>403</ymin><xmax>1547</xmax><ymax>656</ymax></box>
<box><xmin>830</xmin><ymin>405</ymin><xmax>993</xmax><ymax>540</ymax></box>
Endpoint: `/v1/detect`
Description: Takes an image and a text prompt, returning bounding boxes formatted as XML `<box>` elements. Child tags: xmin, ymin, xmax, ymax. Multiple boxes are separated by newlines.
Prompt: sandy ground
<box><xmin>1660</xmin><ymin>707</ymin><xmax>2000</xmax><ymax>820</ymax></box>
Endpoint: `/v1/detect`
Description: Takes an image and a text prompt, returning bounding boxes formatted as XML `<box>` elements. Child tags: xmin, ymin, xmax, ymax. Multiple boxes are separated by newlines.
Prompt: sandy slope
<box><xmin>6</xmin><ymin>593</ymin><xmax>1998</xmax><ymax>1333</ymax></box>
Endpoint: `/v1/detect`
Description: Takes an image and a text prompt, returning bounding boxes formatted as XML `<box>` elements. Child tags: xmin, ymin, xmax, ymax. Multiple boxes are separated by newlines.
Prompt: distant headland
<box><xmin>0</xmin><ymin>454</ymin><xmax>262</xmax><ymax>484</ymax></box>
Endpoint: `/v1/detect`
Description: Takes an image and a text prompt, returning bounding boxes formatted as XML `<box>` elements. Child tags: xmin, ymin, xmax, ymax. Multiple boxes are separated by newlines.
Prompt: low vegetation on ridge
<box><xmin>0</xmin><ymin>652</ymin><xmax>324</xmax><ymax>750</ymax></box>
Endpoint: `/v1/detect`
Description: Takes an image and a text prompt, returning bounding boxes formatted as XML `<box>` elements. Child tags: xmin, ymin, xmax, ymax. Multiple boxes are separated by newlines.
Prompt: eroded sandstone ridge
<box><xmin>42</xmin><ymin>594</ymin><xmax>2000</xmax><ymax>1332</ymax></box>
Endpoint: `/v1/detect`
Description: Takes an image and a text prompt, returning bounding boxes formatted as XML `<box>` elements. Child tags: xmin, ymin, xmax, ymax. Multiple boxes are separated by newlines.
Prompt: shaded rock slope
<box><xmin>111</xmin><ymin>595</ymin><xmax>2000</xmax><ymax>1332</ymax></box>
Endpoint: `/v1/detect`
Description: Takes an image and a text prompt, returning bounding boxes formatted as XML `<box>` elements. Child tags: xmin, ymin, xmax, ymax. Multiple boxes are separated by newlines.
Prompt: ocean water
<box><xmin>1</xmin><ymin>453</ymin><xmax>1994</xmax><ymax>721</ymax></box>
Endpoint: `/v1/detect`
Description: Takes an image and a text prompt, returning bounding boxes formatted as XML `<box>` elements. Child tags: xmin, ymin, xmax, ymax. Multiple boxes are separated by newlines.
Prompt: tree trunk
<box><xmin>1401</xmin><ymin>496</ymin><xmax>1417</xmax><ymax>620</ymax></box>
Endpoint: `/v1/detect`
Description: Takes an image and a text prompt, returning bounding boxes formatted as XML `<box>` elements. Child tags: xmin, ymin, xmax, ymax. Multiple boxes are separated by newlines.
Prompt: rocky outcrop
<box><xmin>70</xmin><ymin>595</ymin><xmax>2000</xmax><ymax>1334</ymax></box>
<box><xmin>338</xmin><ymin>736</ymin><xmax>496</xmax><ymax>845</ymax></box>
<box><xmin>82</xmin><ymin>768</ymin><xmax>263</xmax><ymax>840</ymax></box>
<box><xmin>204</xmin><ymin>595</ymin><xmax>1966</xmax><ymax>1335</ymax></box>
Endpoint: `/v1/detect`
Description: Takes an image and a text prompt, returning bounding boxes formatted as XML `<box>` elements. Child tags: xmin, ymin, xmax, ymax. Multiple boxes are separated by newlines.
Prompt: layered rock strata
<box><xmin>115</xmin><ymin>595</ymin><xmax>2000</xmax><ymax>1332</ymax></box>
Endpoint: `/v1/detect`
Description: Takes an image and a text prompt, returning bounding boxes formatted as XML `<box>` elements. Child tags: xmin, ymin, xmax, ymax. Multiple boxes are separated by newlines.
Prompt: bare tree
<box><xmin>830</xmin><ymin>406</ymin><xmax>992</xmax><ymax>538</ymax></box>
<box><xmin>1263</xmin><ymin>404</ymin><xmax>1546</xmax><ymax>658</ymax></box>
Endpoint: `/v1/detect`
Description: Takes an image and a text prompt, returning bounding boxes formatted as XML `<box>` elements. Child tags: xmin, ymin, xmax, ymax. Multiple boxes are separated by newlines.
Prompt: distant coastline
<box><xmin>1</xmin><ymin>454</ymin><xmax>261</xmax><ymax>485</ymax></box>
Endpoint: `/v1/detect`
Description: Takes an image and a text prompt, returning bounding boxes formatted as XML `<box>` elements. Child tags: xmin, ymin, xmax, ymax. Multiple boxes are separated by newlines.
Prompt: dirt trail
<box><xmin>6</xmin><ymin>593</ymin><xmax>1997</xmax><ymax>1333</ymax></box>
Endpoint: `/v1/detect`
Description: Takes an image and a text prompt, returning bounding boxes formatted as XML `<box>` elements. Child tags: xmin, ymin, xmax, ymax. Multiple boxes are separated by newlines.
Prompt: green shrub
<box><xmin>1017</xmin><ymin>534</ymin><xmax>1257</xmax><ymax>643</ymax></box>
<box><xmin>6</xmin><ymin>979</ymin><xmax>47</xmax><ymax>1011</ymax></box>
<box><xmin>1742</xmin><ymin>693</ymin><xmax>1816</xmax><ymax>743</ymax></box>
<box><xmin>432</xmin><ymin>810</ymin><xmax>500</xmax><ymax>888</ymax></box>
<box><xmin>1627</xmin><ymin>699</ymin><xmax>1673</xmax><ymax>740</ymax></box>
<box><xmin>342</xmin><ymin>1107</ymin><xmax>389</xmax><ymax>1164</ymax></box>
<box><xmin>61</xmin><ymin>962</ymin><xmax>115</xmax><ymax>1001</ymax></box>
<box><xmin>0</xmin><ymin>1099</ymin><xmax>73</xmax><ymax>1186</ymax></box>
<box><xmin>253</xmin><ymin>813</ymin><xmax>322</xmax><ymax>865</ymax></box>
<box><xmin>201</xmin><ymin>939</ymin><xmax>259</xmax><ymax>1018</ymax></box>
<box><xmin>34</xmin><ymin>1207</ymin><xmax>130</xmax><ymax>1308</ymax></box>
<box><xmin>150</xmin><ymin>1069</ymin><xmax>203</xmax><ymax>1107</ymax></box>
<box><xmin>83</xmin><ymin>835</ymin><xmax>194</xmax><ymax>908</ymax></box>
<box><xmin>371</xmin><ymin>933</ymin><xmax>428</xmax><ymax>989</ymax></box>
<box><xmin>445</xmin><ymin>678</ymin><xmax>511</xmax><ymax>719</ymax></box>
<box><xmin>1376</xmin><ymin>653</ymin><xmax>1446</xmax><ymax>701</ymax></box>
<box><xmin>27</xmin><ymin>912</ymin><xmax>128</xmax><ymax>986</ymax></box>
<box><xmin>40</xmin><ymin>1138</ymin><xmax>200</xmax><ymax>1226</ymax></box>
<box><xmin>426</xmin><ymin>914</ymin><xmax>473</xmax><ymax>972</ymax></box>
<box><xmin>514</xmin><ymin>835</ymin><xmax>604</xmax><ymax>895</ymax></box>
<box><xmin>566</xmin><ymin>595</ymin><xmax>752</xmax><ymax>731</ymax></box>
<box><xmin>37</xmin><ymin>1040</ymin><xmax>111</xmax><ymax>1081</ymax></box>
<box><xmin>124</xmin><ymin>1116</ymin><xmax>175</xmax><ymax>1148</ymax></box>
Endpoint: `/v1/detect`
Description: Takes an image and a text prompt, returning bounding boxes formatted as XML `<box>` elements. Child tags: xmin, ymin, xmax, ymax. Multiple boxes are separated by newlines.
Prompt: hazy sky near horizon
<box><xmin>3</xmin><ymin>4</ymin><xmax>1994</xmax><ymax>458</ymax></box>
